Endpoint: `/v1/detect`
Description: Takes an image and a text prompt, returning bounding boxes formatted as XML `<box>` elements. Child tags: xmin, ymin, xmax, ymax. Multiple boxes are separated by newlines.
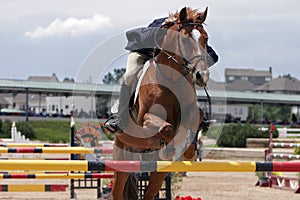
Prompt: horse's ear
<box><xmin>198</xmin><ymin>7</ymin><xmax>208</xmax><ymax>23</ymax></box>
<box><xmin>179</xmin><ymin>7</ymin><xmax>187</xmax><ymax>22</ymax></box>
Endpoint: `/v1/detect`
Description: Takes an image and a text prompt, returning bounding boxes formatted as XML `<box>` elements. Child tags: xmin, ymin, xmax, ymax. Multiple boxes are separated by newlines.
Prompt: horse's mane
<box><xmin>169</xmin><ymin>7</ymin><xmax>202</xmax><ymax>23</ymax></box>
<box><xmin>164</xmin><ymin>7</ymin><xmax>209</xmax><ymax>43</ymax></box>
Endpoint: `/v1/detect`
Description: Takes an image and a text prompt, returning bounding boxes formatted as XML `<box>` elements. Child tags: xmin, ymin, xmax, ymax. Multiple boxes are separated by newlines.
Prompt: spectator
<box><xmin>32</xmin><ymin>108</ymin><xmax>37</xmax><ymax>117</ymax></box>
<box><xmin>40</xmin><ymin>109</ymin><xmax>47</xmax><ymax>117</ymax></box>
<box><xmin>54</xmin><ymin>108</ymin><xmax>61</xmax><ymax>117</ymax></box>
<box><xmin>292</xmin><ymin>113</ymin><xmax>297</xmax><ymax>123</ymax></box>
<box><xmin>77</xmin><ymin>109</ymin><xmax>89</xmax><ymax>118</ymax></box>
<box><xmin>60</xmin><ymin>109</ymin><xmax>64</xmax><ymax>117</ymax></box>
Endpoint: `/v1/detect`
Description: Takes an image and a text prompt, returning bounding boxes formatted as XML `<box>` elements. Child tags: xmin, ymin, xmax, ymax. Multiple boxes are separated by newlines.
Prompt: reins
<box><xmin>153</xmin><ymin>20</ymin><xmax>212</xmax><ymax>122</ymax></box>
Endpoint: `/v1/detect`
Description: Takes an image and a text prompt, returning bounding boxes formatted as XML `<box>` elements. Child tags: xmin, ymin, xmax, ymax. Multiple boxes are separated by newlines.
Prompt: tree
<box><xmin>102</xmin><ymin>68</ymin><xmax>126</xmax><ymax>85</ymax></box>
<box><xmin>98</xmin><ymin>68</ymin><xmax>126</xmax><ymax>117</ymax></box>
<box><xmin>63</xmin><ymin>77</ymin><xmax>75</xmax><ymax>83</ymax></box>
<box><xmin>248</xmin><ymin>104</ymin><xmax>291</xmax><ymax>123</ymax></box>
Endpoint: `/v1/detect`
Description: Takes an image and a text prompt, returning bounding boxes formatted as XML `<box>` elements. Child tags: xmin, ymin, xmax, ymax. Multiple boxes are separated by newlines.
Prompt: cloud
<box><xmin>25</xmin><ymin>14</ymin><xmax>112</xmax><ymax>38</ymax></box>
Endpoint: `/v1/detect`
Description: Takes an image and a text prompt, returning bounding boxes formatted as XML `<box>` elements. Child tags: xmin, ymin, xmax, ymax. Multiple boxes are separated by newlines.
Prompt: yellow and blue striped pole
<box><xmin>0</xmin><ymin>143</ymin><xmax>68</xmax><ymax>147</ymax></box>
<box><xmin>0</xmin><ymin>173</ymin><xmax>114</xmax><ymax>179</ymax></box>
<box><xmin>0</xmin><ymin>160</ymin><xmax>299</xmax><ymax>172</ymax></box>
<box><xmin>0</xmin><ymin>147</ymin><xmax>113</xmax><ymax>154</ymax></box>
<box><xmin>0</xmin><ymin>184</ymin><xmax>68</xmax><ymax>192</ymax></box>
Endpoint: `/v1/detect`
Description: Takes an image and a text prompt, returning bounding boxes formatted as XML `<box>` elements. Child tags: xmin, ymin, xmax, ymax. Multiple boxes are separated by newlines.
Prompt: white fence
<box><xmin>277</xmin><ymin>127</ymin><xmax>300</xmax><ymax>138</ymax></box>
<box><xmin>0</xmin><ymin>122</ymin><xmax>30</xmax><ymax>143</ymax></box>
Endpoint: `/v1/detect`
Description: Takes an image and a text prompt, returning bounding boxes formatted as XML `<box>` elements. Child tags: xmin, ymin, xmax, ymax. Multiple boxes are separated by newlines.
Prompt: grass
<box><xmin>0</xmin><ymin>118</ymin><xmax>113</xmax><ymax>143</ymax></box>
<box><xmin>26</xmin><ymin>120</ymin><xmax>70</xmax><ymax>143</ymax></box>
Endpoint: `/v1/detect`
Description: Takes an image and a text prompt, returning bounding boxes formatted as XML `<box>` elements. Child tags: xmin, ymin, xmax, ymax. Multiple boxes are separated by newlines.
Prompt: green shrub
<box><xmin>217</xmin><ymin>123</ymin><xmax>278</xmax><ymax>147</ymax></box>
<box><xmin>16</xmin><ymin>122</ymin><xmax>35</xmax><ymax>139</ymax></box>
<box><xmin>0</xmin><ymin>120</ymin><xmax>12</xmax><ymax>138</ymax></box>
<box><xmin>0</xmin><ymin>120</ymin><xmax>70</xmax><ymax>143</ymax></box>
<box><xmin>0</xmin><ymin>120</ymin><xmax>35</xmax><ymax>139</ymax></box>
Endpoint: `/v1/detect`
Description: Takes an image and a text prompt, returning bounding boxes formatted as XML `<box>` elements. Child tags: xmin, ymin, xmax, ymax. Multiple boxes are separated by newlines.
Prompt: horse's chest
<box><xmin>146</xmin><ymin>86</ymin><xmax>178</xmax><ymax>104</ymax></box>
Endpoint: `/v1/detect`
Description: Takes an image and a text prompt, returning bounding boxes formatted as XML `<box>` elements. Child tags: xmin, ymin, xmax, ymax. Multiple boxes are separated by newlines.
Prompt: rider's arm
<box><xmin>207</xmin><ymin>44</ymin><xmax>219</xmax><ymax>67</ymax></box>
<box><xmin>148</xmin><ymin>17</ymin><xmax>168</xmax><ymax>27</ymax></box>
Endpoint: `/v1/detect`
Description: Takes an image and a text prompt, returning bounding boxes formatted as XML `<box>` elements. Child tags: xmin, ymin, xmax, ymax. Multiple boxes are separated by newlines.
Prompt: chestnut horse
<box><xmin>112</xmin><ymin>7</ymin><xmax>209</xmax><ymax>199</ymax></box>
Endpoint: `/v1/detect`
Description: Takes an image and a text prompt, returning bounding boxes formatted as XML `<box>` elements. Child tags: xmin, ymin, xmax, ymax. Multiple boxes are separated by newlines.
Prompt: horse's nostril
<box><xmin>196</xmin><ymin>72</ymin><xmax>202</xmax><ymax>81</ymax></box>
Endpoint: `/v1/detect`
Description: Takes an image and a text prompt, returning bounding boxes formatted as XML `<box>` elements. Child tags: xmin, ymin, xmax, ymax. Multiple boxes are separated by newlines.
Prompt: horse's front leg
<box><xmin>182</xmin><ymin>107</ymin><xmax>204</xmax><ymax>160</ymax></box>
<box><xmin>112</xmin><ymin>172</ymin><xmax>130</xmax><ymax>200</ymax></box>
<box><xmin>143</xmin><ymin>172</ymin><xmax>169</xmax><ymax>200</ymax></box>
<box><xmin>113</xmin><ymin>135</ymin><xmax>135</xmax><ymax>200</ymax></box>
<box><xmin>142</xmin><ymin>113</ymin><xmax>175</xmax><ymax>143</ymax></box>
<box><xmin>183</xmin><ymin>142</ymin><xmax>197</xmax><ymax>160</ymax></box>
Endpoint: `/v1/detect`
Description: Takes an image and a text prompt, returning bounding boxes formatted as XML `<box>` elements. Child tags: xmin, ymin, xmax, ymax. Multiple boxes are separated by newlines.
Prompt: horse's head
<box><xmin>159</xmin><ymin>7</ymin><xmax>210</xmax><ymax>87</ymax></box>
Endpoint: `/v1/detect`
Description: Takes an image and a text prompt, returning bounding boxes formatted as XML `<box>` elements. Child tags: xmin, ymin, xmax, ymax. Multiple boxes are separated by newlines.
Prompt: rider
<box><xmin>105</xmin><ymin>17</ymin><xmax>219</xmax><ymax>132</ymax></box>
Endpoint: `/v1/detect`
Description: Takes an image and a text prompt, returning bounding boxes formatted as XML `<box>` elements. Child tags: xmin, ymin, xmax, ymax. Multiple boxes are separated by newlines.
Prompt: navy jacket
<box><xmin>125</xmin><ymin>18</ymin><xmax>218</xmax><ymax>66</ymax></box>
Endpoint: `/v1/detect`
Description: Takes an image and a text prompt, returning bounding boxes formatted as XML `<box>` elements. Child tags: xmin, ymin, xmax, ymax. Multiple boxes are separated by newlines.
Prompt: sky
<box><xmin>0</xmin><ymin>0</ymin><xmax>300</xmax><ymax>83</ymax></box>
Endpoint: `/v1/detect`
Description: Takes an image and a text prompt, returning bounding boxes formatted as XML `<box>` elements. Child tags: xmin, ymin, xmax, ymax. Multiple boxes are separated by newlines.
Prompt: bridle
<box><xmin>154</xmin><ymin>21</ymin><xmax>208</xmax><ymax>77</ymax></box>
<box><xmin>154</xmin><ymin>20</ymin><xmax>212</xmax><ymax>122</ymax></box>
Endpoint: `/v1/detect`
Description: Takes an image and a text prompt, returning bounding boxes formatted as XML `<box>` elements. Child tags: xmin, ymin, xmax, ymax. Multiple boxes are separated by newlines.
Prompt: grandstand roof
<box><xmin>1</xmin><ymin>78</ymin><xmax>300</xmax><ymax>105</ymax></box>
<box><xmin>0</xmin><ymin>78</ymin><xmax>119</xmax><ymax>96</ymax></box>
<box><xmin>196</xmin><ymin>89</ymin><xmax>300</xmax><ymax>105</ymax></box>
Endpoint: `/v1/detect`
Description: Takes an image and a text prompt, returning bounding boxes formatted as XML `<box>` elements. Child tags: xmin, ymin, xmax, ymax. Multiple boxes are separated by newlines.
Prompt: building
<box><xmin>14</xmin><ymin>93</ymin><xmax>46</xmax><ymax>115</ymax></box>
<box><xmin>46</xmin><ymin>95</ymin><xmax>97</xmax><ymax>118</ymax></box>
<box><xmin>253</xmin><ymin>75</ymin><xmax>300</xmax><ymax>118</ymax></box>
<box><xmin>12</xmin><ymin>74</ymin><xmax>60</xmax><ymax>114</ymax></box>
<box><xmin>210</xmin><ymin>67</ymin><xmax>285</xmax><ymax>121</ymax></box>
<box><xmin>3</xmin><ymin>74</ymin><xmax>98</xmax><ymax>118</ymax></box>
<box><xmin>225</xmin><ymin>67</ymin><xmax>272</xmax><ymax>85</ymax></box>
<box><xmin>253</xmin><ymin>76</ymin><xmax>300</xmax><ymax>94</ymax></box>
<box><xmin>225</xmin><ymin>80</ymin><xmax>256</xmax><ymax>92</ymax></box>
<box><xmin>0</xmin><ymin>94</ymin><xmax>10</xmax><ymax>109</ymax></box>
<box><xmin>2</xmin><ymin>68</ymin><xmax>300</xmax><ymax>121</ymax></box>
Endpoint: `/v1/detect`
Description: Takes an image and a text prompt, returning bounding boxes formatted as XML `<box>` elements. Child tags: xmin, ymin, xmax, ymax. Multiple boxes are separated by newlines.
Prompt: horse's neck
<box><xmin>154</xmin><ymin>55</ymin><xmax>194</xmax><ymax>92</ymax></box>
<box><xmin>154</xmin><ymin>55</ymin><xmax>198</xmax><ymax>109</ymax></box>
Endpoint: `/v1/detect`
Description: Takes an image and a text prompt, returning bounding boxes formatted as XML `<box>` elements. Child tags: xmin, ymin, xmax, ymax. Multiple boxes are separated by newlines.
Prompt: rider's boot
<box><xmin>104</xmin><ymin>84</ymin><xmax>132</xmax><ymax>132</ymax></box>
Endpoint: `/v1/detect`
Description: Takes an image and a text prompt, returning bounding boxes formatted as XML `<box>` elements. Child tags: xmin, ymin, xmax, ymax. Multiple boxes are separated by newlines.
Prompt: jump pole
<box><xmin>0</xmin><ymin>147</ymin><xmax>113</xmax><ymax>154</ymax></box>
<box><xmin>270</xmin><ymin>153</ymin><xmax>300</xmax><ymax>160</ymax></box>
<box><xmin>0</xmin><ymin>143</ymin><xmax>69</xmax><ymax>147</ymax></box>
<box><xmin>271</xmin><ymin>142</ymin><xmax>300</xmax><ymax>148</ymax></box>
<box><xmin>0</xmin><ymin>160</ymin><xmax>299</xmax><ymax>172</ymax></box>
<box><xmin>0</xmin><ymin>184</ymin><xmax>68</xmax><ymax>192</ymax></box>
<box><xmin>0</xmin><ymin>173</ymin><xmax>114</xmax><ymax>179</ymax></box>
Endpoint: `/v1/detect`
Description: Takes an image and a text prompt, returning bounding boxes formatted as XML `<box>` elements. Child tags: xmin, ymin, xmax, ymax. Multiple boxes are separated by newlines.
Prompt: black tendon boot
<box><xmin>104</xmin><ymin>84</ymin><xmax>132</xmax><ymax>133</ymax></box>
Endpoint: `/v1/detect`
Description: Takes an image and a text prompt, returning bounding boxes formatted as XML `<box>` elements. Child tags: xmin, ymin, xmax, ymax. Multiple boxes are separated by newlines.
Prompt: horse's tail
<box><xmin>123</xmin><ymin>173</ymin><xmax>138</xmax><ymax>200</ymax></box>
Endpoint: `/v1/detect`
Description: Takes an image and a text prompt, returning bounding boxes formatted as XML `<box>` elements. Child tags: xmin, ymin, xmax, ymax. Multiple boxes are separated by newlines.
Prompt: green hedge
<box><xmin>217</xmin><ymin>123</ymin><xmax>278</xmax><ymax>147</ymax></box>
<box><xmin>0</xmin><ymin>119</ymin><xmax>36</xmax><ymax>139</ymax></box>
<box><xmin>0</xmin><ymin>120</ymin><xmax>112</xmax><ymax>143</ymax></box>
<box><xmin>0</xmin><ymin>119</ymin><xmax>69</xmax><ymax>143</ymax></box>
<box><xmin>27</xmin><ymin>121</ymin><xmax>70</xmax><ymax>143</ymax></box>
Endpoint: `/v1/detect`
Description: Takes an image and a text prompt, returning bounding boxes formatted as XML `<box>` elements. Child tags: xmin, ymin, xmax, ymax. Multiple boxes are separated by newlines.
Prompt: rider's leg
<box><xmin>106</xmin><ymin>51</ymin><xmax>149</xmax><ymax>132</ymax></box>
<box><xmin>124</xmin><ymin>51</ymin><xmax>150</xmax><ymax>86</ymax></box>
